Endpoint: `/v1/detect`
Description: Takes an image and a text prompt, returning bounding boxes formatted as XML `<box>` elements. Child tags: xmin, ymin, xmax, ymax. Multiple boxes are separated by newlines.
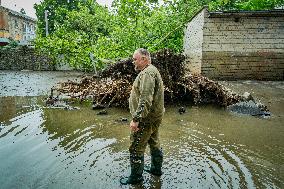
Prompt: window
<box><xmin>30</xmin><ymin>25</ymin><xmax>34</xmax><ymax>34</ymax></box>
<box><xmin>23</xmin><ymin>23</ymin><xmax>27</xmax><ymax>33</ymax></box>
<box><xmin>14</xmin><ymin>19</ymin><xmax>18</xmax><ymax>28</ymax></box>
<box><xmin>27</xmin><ymin>24</ymin><xmax>30</xmax><ymax>33</ymax></box>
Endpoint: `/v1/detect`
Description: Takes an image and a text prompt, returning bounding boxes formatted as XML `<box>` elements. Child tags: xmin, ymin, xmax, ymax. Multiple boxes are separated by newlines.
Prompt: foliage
<box><xmin>0</xmin><ymin>39</ymin><xmax>19</xmax><ymax>50</ymax></box>
<box><xmin>208</xmin><ymin>0</ymin><xmax>284</xmax><ymax>10</ymax></box>
<box><xmin>34</xmin><ymin>0</ymin><xmax>82</xmax><ymax>37</ymax></box>
<box><xmin>94</xmin><ymin>0</ymin><xmax>206</xmax><ymax>59</ymax></box>
<box><xmin>35</xmin><ymin>1</ymin><xmax>112</xmax><ymax>70</ymax></box>
<box><xmin>236</xmin><ymin>0</ymin><xmax>284</xmax><ymax>10</ymax></box>
<box><xmin>20</xmin><ymin>8</ymin><xmax>26</xmax><ymax>15</ymax></box>
<box><xmin>8</xmin><ymin>40</ymin><xmax>19</xmax><ymax>48</ymax></box>
<box><xmin>34</xmin><ymin>0</ymin><xmax>284</xmax><ymax>70</ymax></box>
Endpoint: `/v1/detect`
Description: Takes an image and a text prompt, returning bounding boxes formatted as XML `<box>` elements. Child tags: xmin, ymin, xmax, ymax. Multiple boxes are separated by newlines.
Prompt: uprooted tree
<box><xmin>53</xmin><ymin>49</ymin><xmax>242</xmax><ymax>108</ymax></box>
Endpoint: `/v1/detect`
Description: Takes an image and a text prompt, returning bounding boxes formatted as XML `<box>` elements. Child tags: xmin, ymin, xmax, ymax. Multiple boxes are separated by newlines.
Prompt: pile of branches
<box><xmin>56</xmin><ymin>77</ymin><xmax>132</xmax><ymax>107</ymax></box>
<box><xmin>54</xmin><ymin>49</ymin><xmax>241</xmax><ymax>107</ymax></box>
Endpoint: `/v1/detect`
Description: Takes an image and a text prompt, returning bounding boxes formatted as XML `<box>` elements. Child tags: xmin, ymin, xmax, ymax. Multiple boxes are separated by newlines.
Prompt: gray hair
<box><xmin>135</xmin><ymin>48</ymin><xmax>151</xmax><ymax>62</ymax></box>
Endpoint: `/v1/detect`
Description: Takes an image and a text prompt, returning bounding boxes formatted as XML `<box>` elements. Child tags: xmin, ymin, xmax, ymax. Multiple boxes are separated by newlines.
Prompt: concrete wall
<box><xmin>184</xmin><ymin>7</ymin><xmax>284</xmax><ymax>80</ymax></box>
<box><xmin>0</xmin><ymin>46</ymin><xmax>54</xmax><ymax>71</ymax></box>
<box><xmin>183</xmin><ymin>9</ymin><xmax>205</xmax><ymax>75</ymax></box>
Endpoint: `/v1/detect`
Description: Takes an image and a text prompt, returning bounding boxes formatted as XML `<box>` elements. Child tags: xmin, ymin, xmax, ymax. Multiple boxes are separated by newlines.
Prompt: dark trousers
<box><xmin>129</xmin><ymin>118</ymin><xmax>162</xmax><ymax>157</ymax></box>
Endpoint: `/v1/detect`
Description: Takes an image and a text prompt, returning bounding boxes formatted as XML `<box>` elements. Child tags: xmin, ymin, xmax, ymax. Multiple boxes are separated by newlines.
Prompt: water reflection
<box><xmin>0</xmin><ymin>79</ymin><xmax>283</xmax><ymax>188</ymax></box>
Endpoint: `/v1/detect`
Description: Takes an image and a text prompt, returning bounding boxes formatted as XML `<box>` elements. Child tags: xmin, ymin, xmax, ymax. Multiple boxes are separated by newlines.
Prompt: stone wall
<box><xmin>0</xmin><ymin>46</ymin><xmax>55</xmax><ymax>70</ymax></box>
<box><xmin>184</xmin><ymin>7</ymin><xmax>284</xmax><ymax>80</ymax></box>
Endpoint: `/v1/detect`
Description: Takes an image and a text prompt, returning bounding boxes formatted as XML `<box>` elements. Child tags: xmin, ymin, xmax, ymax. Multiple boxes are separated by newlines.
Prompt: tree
<box><xmin>93</xmin><ymin>0</ymin><xmax>206</xmax><ymax>59</ymax></box>
<box><xmin>208</xmin><ymin>0</ymin><xmax>284</xmax><ymax>10</ymax></box>
<box><xmin>20</xmin><ymin>8</ymin><xmax>26</xmax><ymax>15</ymax></box>
<box><xmin>34</xmin><ymin>0</ymin><xmax>284</xmax><ymax>70</ymax></box>
<box><xmin>35</xmin><ymin>1</ymin><xmax>112</xmax><ymax>70</ymax></box>
<box><xmin>236</xmin><ymin>0</ymin><xmax>284</xmax><ymax>10</ymax></box>
<box><xmin>34</xmin><ymin>0</ymin><xmax>82</xmax><ymax>36</ymax></box>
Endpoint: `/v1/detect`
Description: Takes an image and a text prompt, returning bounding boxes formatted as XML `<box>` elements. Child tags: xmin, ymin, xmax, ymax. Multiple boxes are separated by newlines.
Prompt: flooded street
<box><xmin>0</xmin><ymin>71</ymin><xmax>283</xmax><ymax>189</ymax></box>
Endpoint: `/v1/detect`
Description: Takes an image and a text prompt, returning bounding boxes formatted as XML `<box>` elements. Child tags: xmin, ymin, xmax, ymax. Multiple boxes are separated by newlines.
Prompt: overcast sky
<box><xmin>1</xmin><ymin>0</ymin><xmax>112</xmax><ymax>19</ymax></box>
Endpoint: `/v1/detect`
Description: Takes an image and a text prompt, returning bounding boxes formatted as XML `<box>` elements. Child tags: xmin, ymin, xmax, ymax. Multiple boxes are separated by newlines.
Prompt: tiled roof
<box><xmin>0</xmin><ymin>5</ymin><xmax>37</xmax><ymax>22</ymax></box>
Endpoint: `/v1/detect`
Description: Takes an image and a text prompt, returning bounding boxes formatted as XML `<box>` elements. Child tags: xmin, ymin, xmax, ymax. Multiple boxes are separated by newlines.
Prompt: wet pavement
<box><xmin>0</xmin><ymin>70</ymin><xmax>86</xmax><ymax>97</ymax></box>
<box><xmin>0</xmin><ymin>71</ymin><xmax>283</xmax><ymax>189</ymax></box>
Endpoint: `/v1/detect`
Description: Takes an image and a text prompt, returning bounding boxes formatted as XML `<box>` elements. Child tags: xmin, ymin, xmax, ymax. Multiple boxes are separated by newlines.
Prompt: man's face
<box><xmin>132</xmin><ymin>52</ymin><xmax>146</xmax><ymax>71</ymax></box>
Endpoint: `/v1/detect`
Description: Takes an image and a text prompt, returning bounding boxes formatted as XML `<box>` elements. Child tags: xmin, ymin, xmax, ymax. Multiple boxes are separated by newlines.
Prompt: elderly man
<box><xmin>120</xmin><ymin>48</ymin><xmax>165</xmax><ymax>185</ymax></box>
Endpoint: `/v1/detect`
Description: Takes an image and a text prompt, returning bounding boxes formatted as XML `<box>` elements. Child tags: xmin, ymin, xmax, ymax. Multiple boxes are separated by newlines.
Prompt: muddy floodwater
<box><xmin>0</xmin><ymin>71</ymin><xmax>283</xmax><ymax>189</ymax></box>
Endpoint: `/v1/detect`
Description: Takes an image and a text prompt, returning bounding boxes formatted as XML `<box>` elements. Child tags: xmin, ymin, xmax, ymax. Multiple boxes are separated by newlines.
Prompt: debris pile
<box><xmin>53</xmin><ymin>49</ymin><xmax>242</xmax><ymax>107</ymax></box>
<box><xmin>56</xmin><ymin>77</ymin><xmax>132</xmax><ymax>107</ymax></box>
<box><xmin>227</xmin><ymin>100</ymin><xmax>270</xmax><ymax>117</ymax></box>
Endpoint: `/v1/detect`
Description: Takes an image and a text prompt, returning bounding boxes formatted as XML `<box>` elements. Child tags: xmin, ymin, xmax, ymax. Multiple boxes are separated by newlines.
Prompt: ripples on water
<box><xmin>0</xmin><ymin>100</ymin><xmax>283</xmax><ymax>189</ymax></box>
<box><xmin>164</xmin><ymin>127</ymin><xmax>259</xmax><ymax>189</ymax></box>
<box><xmin>0</xmin><ymin>72</ymin><xmax>283</xmax><ymax>189</ymax></box>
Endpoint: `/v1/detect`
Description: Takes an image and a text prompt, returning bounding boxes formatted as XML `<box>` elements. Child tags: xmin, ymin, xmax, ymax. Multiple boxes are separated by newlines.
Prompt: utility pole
<box><xmin>90</xmin><ymin>53</ymin><xmax>97</xmax><ymax>75</ymax></box>
<box><xmin>45</xmin><ymin>10</ymin><xmax>48</xmax><ymax>36</ymax></box>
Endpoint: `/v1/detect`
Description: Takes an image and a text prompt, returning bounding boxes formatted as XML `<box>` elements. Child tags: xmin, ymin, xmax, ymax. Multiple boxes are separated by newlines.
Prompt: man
<box><xmin>120</xmin><ymin>48</ymin><xmax>165</xmax><ymax>185</ymax></box>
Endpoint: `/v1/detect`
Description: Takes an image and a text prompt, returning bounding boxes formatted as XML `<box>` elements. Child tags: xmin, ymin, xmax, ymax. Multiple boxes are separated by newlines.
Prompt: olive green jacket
<box><xmin>129</xmin><ymin>64</ymin><xmax>165</xmax><ymax>122</ymax></box>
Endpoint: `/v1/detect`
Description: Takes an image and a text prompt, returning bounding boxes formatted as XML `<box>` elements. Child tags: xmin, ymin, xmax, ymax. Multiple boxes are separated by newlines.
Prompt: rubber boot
<box><xmin>120</xmin><ymin>155</ymin><xmax>144</xmax><ymax>185</ymax></box>
<box><xmin>144</xmin><ymin>148</ymin><xmax>163</xmax><ymax>176</ymax></box>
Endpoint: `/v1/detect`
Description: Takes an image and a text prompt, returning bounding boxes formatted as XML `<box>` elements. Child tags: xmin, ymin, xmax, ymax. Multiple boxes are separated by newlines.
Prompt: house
<box><xmin>183</xmin><ymin>7</ymin><xmax>284</xmax><ymax>80</ymax></box>
<box><xmin>0</xmin><ymin>5</ymin><xmax>36</xmax><ymax>45</ymax></box>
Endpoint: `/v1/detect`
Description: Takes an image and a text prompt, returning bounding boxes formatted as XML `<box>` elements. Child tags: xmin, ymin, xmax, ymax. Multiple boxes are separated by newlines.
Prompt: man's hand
<box><xmin>130</xmin><ymin>120</ymin><xmax>139</xmax><ymax>132</ymax></box>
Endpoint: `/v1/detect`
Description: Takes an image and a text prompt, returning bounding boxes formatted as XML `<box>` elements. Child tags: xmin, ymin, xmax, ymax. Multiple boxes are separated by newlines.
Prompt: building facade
<box><xmin>0</xmin><ymin>5</ymin><xmax>36</xmax><ymax>45</ymax></box>
<box><xmin>184</xmin><ymin>7</ymin><xmax>284</xmax><ymax>80</ymax></box>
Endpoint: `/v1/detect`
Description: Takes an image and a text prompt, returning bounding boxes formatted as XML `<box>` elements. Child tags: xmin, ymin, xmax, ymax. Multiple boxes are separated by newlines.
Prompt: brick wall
<box><xmin>184</xmin><ymin>7</ymin><xmax>284</xmax><ymax>80</ymax></box>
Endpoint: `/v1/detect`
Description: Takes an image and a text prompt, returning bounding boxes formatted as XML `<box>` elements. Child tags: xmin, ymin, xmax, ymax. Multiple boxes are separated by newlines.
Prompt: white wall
<box><xmin>183</xmin><ymin>8</ymin><xmax>207</xmax><ymax>75</ymax></box>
